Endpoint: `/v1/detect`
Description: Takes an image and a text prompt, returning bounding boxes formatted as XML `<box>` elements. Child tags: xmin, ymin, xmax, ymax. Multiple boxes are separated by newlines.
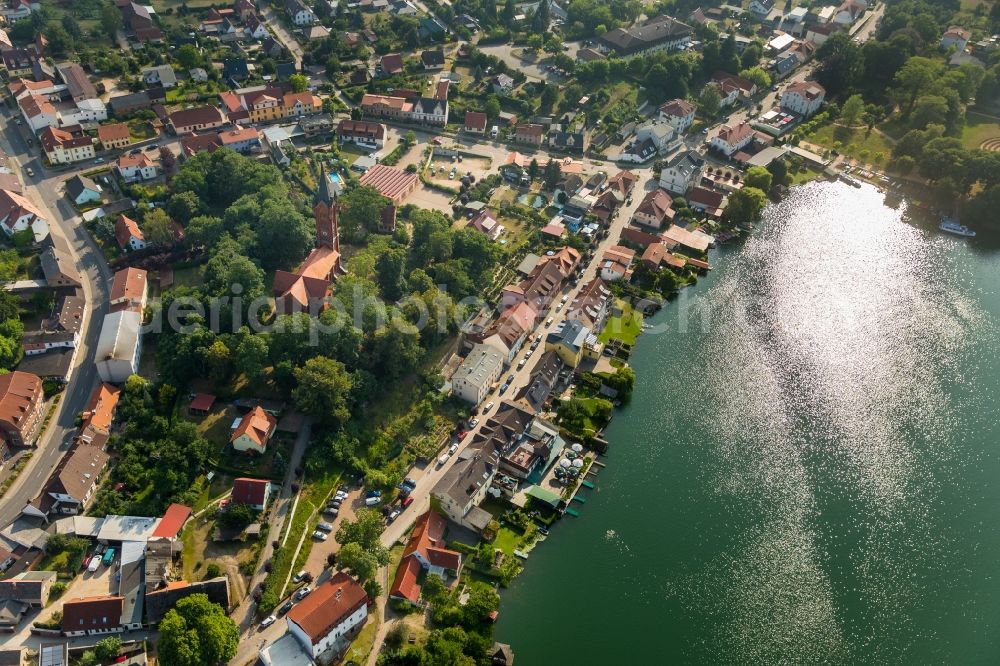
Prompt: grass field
<box><xmin>962</xmin><ymin>111</ymin><xmax>1000</xmax><ymax>150</ymax></box>
<box><xmin>806</xmin><ymin>123</ymin><xmax>893</xmax><ymax>163</ymax></box>
<box><xmin>599</xmin><ymin>301</ymin><xmax>643</xmax><ymax>345</ymax></box>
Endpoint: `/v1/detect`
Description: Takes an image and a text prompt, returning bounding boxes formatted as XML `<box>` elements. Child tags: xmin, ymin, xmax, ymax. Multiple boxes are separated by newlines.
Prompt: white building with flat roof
<box><xmin>452</xmin><ymin>344</ymin><xmax>504</xmax><ymax>405</ymax></box>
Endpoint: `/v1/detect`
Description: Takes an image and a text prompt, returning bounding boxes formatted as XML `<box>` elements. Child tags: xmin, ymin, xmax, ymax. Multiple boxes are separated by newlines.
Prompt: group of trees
<box><xmin>157</xmin><ymin>594</ymin><xmax>239</xmax><ymax>666</ymax></box>
<box><xmin>0</xmin><ymin>290</ymin><xmax>23</xmax><ymax>372</ymax></box>
<box><xmin>88</xmin><ymin>375</ymin><xmax>214</xmax><ymax>517</ymax></box>
<box><xmin>334</xmin><ymin>509</ymin><xmax>389</xmax><ymax>599</ymax></box>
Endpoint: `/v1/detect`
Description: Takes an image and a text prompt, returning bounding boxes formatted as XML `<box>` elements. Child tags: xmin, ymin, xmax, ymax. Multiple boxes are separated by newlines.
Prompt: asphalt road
<box><xmin>0</xmin><ymin>116</ymin><xmax>110</xmax><ymax>529</ymax></box>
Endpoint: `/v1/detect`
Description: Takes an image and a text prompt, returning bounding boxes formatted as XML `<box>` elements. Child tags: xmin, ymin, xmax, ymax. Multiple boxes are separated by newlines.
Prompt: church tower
<box><xmin>313</xmin><ymin>175</ymin><xmax>342</xmax><ymax>254</ymax></box>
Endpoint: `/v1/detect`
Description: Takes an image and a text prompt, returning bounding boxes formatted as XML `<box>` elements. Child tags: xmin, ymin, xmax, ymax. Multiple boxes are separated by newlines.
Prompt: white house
<box><xmin>834</xmin><ymin>0</ymin><xmax>866</xmax><ymax>25</ymax></box>
<box><xmin>452</xmin><ymin>344</ymin><xmax>504</xmax><ymax>405</ymax></box>
<box><xmin>286</xmin><ymin>573</ymin><xmax>368</xmax><ymax>660</ymax></box>
<box><xmin>116</xmin><ymin>153</ymin><xmax>160</xmax><ymax>183</ymax></box>
<box><xmin>285</xmin><ymin>0</ymin><xmax>315</xmax><ymax>25</ymax></box>
<box><xmin>658</xmin><ymin>98</ymin><xmax>696</xmax><ymax>133</ymax></box>
<box><xmin>95</xmin><ymin>309</ymin><xmax>142</xmax><ymax>383</ymax></box>
<box><xmin>710</xmin><ymin>122</ymin><xmax>755</xmax><ymax>157</ymax></box>
<box><xmin>19</xmin><ymin>94</ymin><xmax>58</xmax><ymax>132</ymax></box>
<box><xmin>781</xmin><ymin>81</ymin><xmax>826</xmax><ymax>116</ymax></box>
<box><xmin>658</xmin><ymin>150</ymin><xmax>704</xmax><ymax>195</ymax></box>
<box><xmin>409</xmin><ymin>97</ymin><xmax>448</xmax><ymax>125</ymax></box>
<box><xmin>0</xmin><ymin>188</ymin><xmax>48</xmax><ymax>243</ymax></box>
<box><xmin>60</xmin><ymin>98</ymin><xmax>108</xmax><ymax>125</ymax></box>
<box><xmin>749</xmin><ymin>0</ymin><xmax>774</xmax><ymax>17</ymax></box>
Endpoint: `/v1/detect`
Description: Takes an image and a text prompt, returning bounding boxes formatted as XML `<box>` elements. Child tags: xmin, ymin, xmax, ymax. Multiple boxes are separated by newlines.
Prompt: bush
<box><xmin>204</xmin><ymin>563</ymin><xmax>222</xmax><ymax>579</ymax></box>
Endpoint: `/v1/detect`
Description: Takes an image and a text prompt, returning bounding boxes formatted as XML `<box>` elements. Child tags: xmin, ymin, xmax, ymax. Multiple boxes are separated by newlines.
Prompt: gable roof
<box><xmin>0</xmin><ymin>189</ymin><xmax>45</xmax><ymax>229</ymax></box>
<box><xmin>232</xmin><ymin>477</ymin><xmax>270</xmax><ymax>506</ymax></box>
<box><xmin>150</xmin><ymin>504</ymin><xmax>192</xmax><ymax>540</ymax></box>
<box><xmin>231</xmin><ymin>406</ymin><xmax>276</xmax><ymax>447</ymax></box>
<box><xmin>114</xmin><ymin>215</ymin><xmax>144</xmax><ymax>248</ymax></box>
<box><xmin>635</xmin><ymin>188</ymin><xmax>673</xmax><ymax>220</ymax></box>
<box><xmin>379</xmin><ymin>53</ymin><xmax>404</xmax><ymax>74</ymax></box>
<box><xmin>0</xmin><ymin>371</ymin><xmax>42</xmax><ymax>434</ymax></box>
<box><xmin>61</xmin><ymin>596</ymin><xmax>123</xmax><ymax>633</ymax></box>
<box><xmin>97</xmin><ymin>123</ymin><xmax>131</xmax><ymax>144</ymax></box>
<box><xmin>464</xmin><ymin>111</ymin><xmax>487</xmax><ymax>131</ymax></box>
<box><xmin>286</xmin><ymin>572</ymin><xmax>368</xmax><ymax>643</ymax></box>
<box><xmin>389</xmin><ymin>553</ymin><xmax>422</xmax><ymax>603</ymax></box>
<box><xmin>65</xmin><ymin>174</ymin><xmax>99</xmax><ymax>200</ymax></box>
<box><xmin>402</xmin><ymin>510</ymin><xmax>462</xmax><ymax>570</ymax></box>
<box><xmin>659</xmin><ymin>98</ymin><xmax>696</xmax><ymax>118</ymax></box>
<box><xmin>109</xmin><ymin>267</ymin><xmax>147</xmax><ymax>309</ymax></box>
<box><xmin>81</xmin><ymin>383</ymin><xmax>120</xmax><ymax>434</ymax></box>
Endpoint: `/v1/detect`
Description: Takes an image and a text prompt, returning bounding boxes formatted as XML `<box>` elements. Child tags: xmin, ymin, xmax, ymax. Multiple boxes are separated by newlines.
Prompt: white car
<box><xmin>484</xmin><ymin>402</ymin><xmax>495</xmax><ymax>411</ymax></box>
<box><xmin>312</xmin><ymin>530</ymin><xmax>328</xmax><ymax>541</ymax></box>
<box><xmin>295</xmin><ymin>586</ymin><xmax>312</xmax><ymax>601</ymax></box>
<box><xmin>470</xmin><ymin>418</ymin><xmax>480</xmax><ymax>427</ymax></box>
<box><xmin>448</xmin><ymin>443</ymin><xmax>458</xmax><ymax>455</ymax></box>
<box><xmin>292</xmin><ymin>570</ymin><xmax>308</xmax><ymax>584</ymax></box>
<box><xmin>260</xmin><ymin>615</ymin><xmax>276</xmax><ymax>629</ymax></box>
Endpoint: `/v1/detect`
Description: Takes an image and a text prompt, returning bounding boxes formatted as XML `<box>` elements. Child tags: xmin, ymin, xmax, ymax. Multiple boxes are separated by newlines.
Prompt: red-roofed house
<box><xmin>40</xmin><ymin>126</ymin><xmax>95</xmax><ymax>165</ymax></box>
<box><xmin>710</xmin><ymin>122</ymin><xmax>754</xmax><ymax>157</ymax></box>
<box><xmin>188</xmin><ymin>393</ymin><xmax>216</xmax><ymax>416</ymax></box>
<box><xmin>657</xmin><ymin>98</ymin><xmax>697</xmax><ymax>132</ymax></box>
<box><xmin>287</xmin><ymin>572</ymin><xmax>369</xmax><ymax>659</ymax></box>
<box><xmin>114</xmin><ymin>215</ymin><xmax>145</xmax><ymax>251</ymax></box>
<box><xmin>514</xmin><ymin>123</ymin><xmax>544</xmax><ymax>146</ymax></box>
<box><xmin>390</xmin><ymin>511</ymin><xmax>462</xmax><ymax>604</ymax></box>
<box><xmin>0</xmin><ymin>189</ymin><xmax>48</xmax><ymax>243</ymax></box>
<box><xmin>231</xmin><ymin>477</ymin><xmax>272</xmax><ymax>510</ymax></box>
<box><xmin>378</xmin><ymin>53</ymin><xmax>404</xmax><ymax>76</ymax></box>
<box><xmin>631</xmin><ymin>188</ymin><xmax>674</xmax><ymax>230</ymax></box>
<box><xmin>61</xmin><ymin>596</ymin><xmax>124</xmax><ymax>636</ymax></box>
<box><xmin>231</xmin><ymin>406</ymin><xmax>276</xmax><ymax>454</ymax></box>
<box><xmin>97</xmin><ymin>123</ymin><xmax>131</xmax><ymax>150</ymax></box>
<box><xmin>464</xmin><ymin>111</ymin><xmax>487</xmax><ymax>134</ymax></box>
<box><xmin>467</xmin><ymin>208</ymin><xmax>505</xmax><ymax>241</ymax></box>
<box><xmin>116</xmin><ymin>152</ymin><xmax>160</xmax><ymax>183</ymax></box>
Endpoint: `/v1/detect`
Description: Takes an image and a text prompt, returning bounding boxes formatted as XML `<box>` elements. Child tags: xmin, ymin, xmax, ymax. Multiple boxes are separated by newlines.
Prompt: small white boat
<box><xmin>939</xmin><ymin>218</ymin><xmax>976</xmax><ymax>238</ymax></box>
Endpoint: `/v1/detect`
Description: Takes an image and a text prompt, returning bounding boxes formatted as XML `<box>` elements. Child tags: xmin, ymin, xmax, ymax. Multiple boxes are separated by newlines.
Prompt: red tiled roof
<box><xmin>402</xmin><ymin>511</ymin><xmax>462</xmax><ymax>571</ymax></box>
<box><xmin>114</xmin><ymin>214</ymin><xmax>143</xmax><ymax>248</ymax></box>
<box><xmin>151</xmin><ymin>503</ymin><xmax>192</xmax><ymax>539</ymax></box>
<box><xmin>81</xmin><ymin>383</ymin><xmax>120</xmax><ymax>434</ymax></box>
<box><xmin>232</xmin><ymin>477</ymin><xmax>269</xmax><ymax>506</ymax></box>
<box><xmin>380</xmin><ymin>53</ymin><xmax>404</xmax><ymax>74</ymax></box>
<box><xmin>231</xmin><ymin>406</ymin><xmax>276</xmax><ymax>448</ymax></box>
<box><xmin>61</xmin><ymin>596</ymin><xmax>123</xmax><ymax>633</ymax></box>
<box><xmin>358</xmin><ymin>164</ymin><xmax>418</xmax><ymax>203</ymax></box>
<box><xmin>659</xmin><ymin>98</ymin><xmax>696</xmax><ymax>118</ymax></box>
<box><xmin>189</xmin><ymin>393</ymin><xmax>216</xmax><ymax>412</ymax></box>
<box><xmin>98</xmin><ymin>123</ymin><xmax>131</xmax><ymax>143</ymax></box>
<box><xmin>464</xmin><ymin>111</ymin><xmax>487</xmax><ymax>131</ymax></box>
<box><xmin>286</xmin><ymin>572</ymin><xmax>368</xmax><ymax>644</ymax></box>
<box><xmin>389</xmin><ymin>554</ymin><xmax>421</xmax><ymax>603</ymax></box>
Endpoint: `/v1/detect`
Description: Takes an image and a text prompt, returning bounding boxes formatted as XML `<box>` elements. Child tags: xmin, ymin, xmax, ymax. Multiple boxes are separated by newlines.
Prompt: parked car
<box><xmin>448</xmin><ymin>443</ymin><xmax>459</xmax><ymax>455</ymax></box>
<box><xmin>260</xmin><ymin>615</ymin><xmax>276</xmax><ymax>629</ymax></box>
<box><xmin>93</xmin><ymin>157</ymin><xmax>105</xmax><ymax>164</ymax></box>
<box><xmin>403</xmin><ymin>478</ymin><xmax>417</xmax><ymax>488</ymax></box>
<box><xmin>312</xmin><ymin>530</ymin><xmax>328</xmax><ymax>541</ymax></box>
<box><xmin>295</xmin><ymin>586</ymin><xmax>312</xmax><ymax>601</ymax></box>
<box><xmin>499</xmin><ymin>383</ymin><xmax>509</xmax><ymax>394</ymax></box>
<box><xmin>402</xmin><ymin>496</ymin><xmax>413</xmax><ymax>508</ymax></box>
<box><xmin>470</xmin><ymin>417</ymin><xmax>480</xmax><ymax>427</ymax></box>
<box><xmin>506</xmin><ymin>375</ymin><xmax>514</xmax><ymax>384</ymax></box>
<box><xmin>517</xmin><ymin>359</ymin><xmax>526</xmax><ymax>370</ymax></box>
<box><xmin>316</xmin><ymin>522</ymin><xmax>333</xmax><ymax>532</ymax></box>
<box><xmin>437</xmin><ymin>454</ymin><xmax>449</xmax><ymax>467</ymax></box>
<box><xmin>546</xmin><ymin>317</ymin><xmax>554</xmax><ymax>326</ymax></box>
<box><xmin>484</xmin><ymin>401</ymin><xmax>495</xmax><ymax>411</ymax></box>
<box><xmin>365</xmin><ymin>489</ymin><xmax>382</xmax><ymax>499</ymax></box>
<box><xmin>388</xmin><ymin>510</ymin><xmax>400</xmax><ymax>522</ymax></box>
<box><xmin>292</xmin><ymin>570</ymin><xmax>308</xmax><ymax>584</ymax></box>
<box><xmin>278</xmin><ymin>601</ymin><xmax>294</xmax><ymax>616</ymax></box>
<box><xmin>324</xmin><ymin>507</ymin><xmax>338</xmax><ymax>517</ymax></box>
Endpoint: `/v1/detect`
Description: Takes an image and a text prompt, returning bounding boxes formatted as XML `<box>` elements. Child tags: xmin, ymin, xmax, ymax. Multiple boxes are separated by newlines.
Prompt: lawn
<box><xmin>492</xmin><ymin>527</ymin><xmax>520</xmax><ymax>556</ymax></box>
<box><xmin>598</xmin><ymin>301</ymin><xmax>643</xmax><ymax>345</ymax></box>
<box><xmin>805</xmin><ymin>123</ymin><xmax>893</xmax><ymax>164</ymax></box>
<box><xmin>961</xmin><ymin>111</ymin><xmax>1000</xmax><ymax>150</ymax></box>
<box><xmin>344</xmin><ymin>615</ymin><xmax>380</xmax><ymax>665</ymax></box>
<box><xmin>789</xmin><ymin>165</ymin><xmax>823</xmax><ymax>186</ymax></box>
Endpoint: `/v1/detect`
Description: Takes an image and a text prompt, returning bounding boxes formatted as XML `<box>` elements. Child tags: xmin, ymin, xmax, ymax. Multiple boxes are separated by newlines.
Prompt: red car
<box><xmin>402</xmin><ymin>496</ymin><xmax>413</xmax><ymax>508</ymax></box>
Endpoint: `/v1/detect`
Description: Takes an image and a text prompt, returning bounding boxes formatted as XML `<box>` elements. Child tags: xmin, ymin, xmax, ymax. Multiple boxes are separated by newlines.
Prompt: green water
<box><xmin>496</xmin><ymin>181</ymin><xmax>1000</xmax><ymax>664</ymax></box>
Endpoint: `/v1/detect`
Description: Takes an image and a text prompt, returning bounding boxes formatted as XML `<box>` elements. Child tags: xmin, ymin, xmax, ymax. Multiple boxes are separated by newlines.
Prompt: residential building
<box><xmin>94</xmin><ymin>309</ymin><xmax>143</xmax><ymax>383</ymax></box>
<box><xmin>514</xmin><ymin>349</ymin><xmax>564</xmax><ymax>412</ymax></box>
<box><xmin>0</xmin><ymin>188</ymin><xmax>48</xmax><ymax>242</ymax></box>
<box><xmin>781</xmin><ymin>81</ymin><xmax>826</xmax><ymax>116</ymax></box>
<box><xmin>432</xmin><ymin>436</ymin><xmax>500</xmax><ymax>533</ymax></box>
<box><xmin>642</xmin><ymin>242</ymin><xmax>687</xmax><ymax>271</ymax></box>
<box><xmin>600</xmin><ymin>246</ymin><xmax>635</xmax><ymax>282</ymax></box>
<box><xmin>61</xmin><ymin>596</ymin><xmax>124</xmax><ymax>636</ymax></box>
<box><xmin>115</xmin><ymin>153</ymin><xmax>160</xmax><ymax>182</ymax></box>
<box><xmin>806</xmin><ymin>23</ymin><xmax>839</xmax><ymax>47</ymax></box>
<box><xmin>64</xmin><ymin>175</ymin><xmax>101</xmax><ymax>206</ymax></box>
<box><xmin>142</xmin><ymin>65</ymin><xmax>177</xmax><ymax>88</ymax></box>
<box><xmin>40</xmin><ymin>246</ymin><xmax>81</xmax><ymax>289</ymax></box>
<box><xmin>710</xmin><ymin>71</ymin><xmax>757</xmax><ymax>106</ymax></box>
<box><xmin>687</xmin><ymin>186</ymin><xmax>727</xmax><ymax>218</ymax></box>
<box><xmin>245</xmin><ymin>16</ymin><xmax>269</xmax><ymax>40</ymax></box>
<box><xmin>464</xmin><ymin>111</ymin><xmax>487</xmax><ymax>134</ymax></box>
<box><xmin>120</xmin><ymin>1</ymin><xmax>163</xmax><ymax>42</ymax></box>
<box><xmin>545</xmin><ymin>319</ymin><xmax>601</xmax><ymax>368</ymax></box>
<box><xmin>8</xmin><ymin>77</ymin><xmax>60</xmax><ymax>100</ymax></box>
<box><xmin>97</xmin><ymin>123</ymin><xmax>131</xmax><ymax>150</ymax></box>
<box><xmin>378</xmin><ymin>53</ymin><xmax>404</xmax><ymax>77</ymax></box>
<box><xmin>711</xmin><ymin>122</ymin><xmax>755</xmax><ymax>157</ymax></box>
<box><xmin>114</xmin><ymin>215</ymin><xmax>145</xmax><ymax>251</ymax></box>
<box><xmin>108</xmin><ymin>268</ymin><xmax>147</xmax><ymax>316</ymax></box>
<box><xmin>480</xmin><ymin>301</ymin><xmax>535</xmax><ymax>365</ymax></box>
<box><xmin>273</xmin><ymin>181</ymin><xmax>342</xmax><ymax>312</ymax></box>
<box><xmin>56</xmin><ymin>63</ymin><xmax>97</xmax><ymax>102</ymax></box>
<box><xmin>0</xmin><ymin>372</ymin><xmax>44</xmax><ymax>449</ymax></box>
<box><xmin>244</xmin><ymin>88</ymin><xmax>284</xmax><ymax>123</ymax></box>
<box><xmin>40</xmin><ymin>127</ymin><xmax>95</xmax><ymax>165</ymax></box>
<box><xmin>286</xmin><ymin>572</ymin><xmax>368</xmax><ymax>660</ymax></box>
<box><xmin>0</xmin><ymin>570</ymin><xmax>55</xmax><ymax>608</ymax></box>
<box><xmin>658</xmin><ymin>150</ymin><xmax>704</xmax><ymax>194</ymax></box>
<box><xmin>232</xmin><ymin>477</ymin><xmax>272</xmax><ymax>511</ymax></box>
<box><xmin>421</xmin><ymin>49</ymin><xmax>445</xmax><ymax>69</ymax></box>
<box><xmin>662</xmin><ymin>224</ymin><xmax>715</xmax><ymax>254</ymax></box>
<box><xmin>566</xmin><ymin>278</ymin><xmax>612</xmax><ymax>332</ymax></box>
<box><xmin>500</xmin><ymin>247</ymin><xmax>580</xmax><ymax>311</ymax></box>
<box><xmin>18</xmin><ymin>94</ymin><xmax>57</xmax><ymax>131</ymax></box>
<box><xmin>658</xmin><ymin>98</ymin><xmax>696</xmax><ymax>132</ymax></box>
<box><xmin>548</xmin><ymin>129</ymin><xmax>585</xmax><ymax>154</ymax></box>
<box><xmin>231</xmin><ymin>406</ymin><xmax>277</xmax><ymax>454</ymax></box>
<box><xmin>79</xmin><ymin>382</ymin><xmax>120</xmax><ymax>440</ymax></box>
<box><xmin>598</xmin><ymin>15</ymin><xmax>693</xmax><ymax>57</ymax></box>
<box><xmin>514</xmin><ymin>123</ymin><xmax>544</xmax><ymax>146</ymax></box>
<box><xmin>632</xmin><ymin>188</ymin><xmax>674</xmax><ymax>230</ymax></box>
<box><xmin>749</xmin><ymin>0</ymin><xmax>775</xmax><ymax>17</ymax></box>
<box><xmin>409</xmin><ymin>97</ymin><xmax>448</xmax><ymax>125</ymax></box>
<box><xmin>1</xmin><ymin>47</ymin><xmax>38</xmax><ymax>76</ymax></box>
<box><xmin>337</xmin><ymin>119</ymin><xmax>385</xmax><ymax>149</ymax></box>
<box><xmin>284</xmin><ymin>92</ymin><xmax>322</xmax><ymax>117</ymax></box>
<box><xmin>834</xmin><ymin>0</ymin><xmax>866</xmax><ymax>25</ymax></box>
<box><xmin>389</xmin><ymin>511</ymin><xmax>462</xmax><ymax>604</ymax></box>
<box><xmin>168</xmin><ymin>106</ymin><xmax>227</xmax><ymax>134</ymax></box>
<box><xmin>492</xmin><ymin>73</ymin><xmax>515</xmax><ymax>95</ymax></box>
<box><xmin>218</xmin><ymin>126</ymin><xmax>261</xmax><ymax>154</ymax></box>
<box><xmin>452</xmin><ymin>344</ymin><xmax>504</xmax><ymax>405</ymax></box>
<box><xmin>941</xmin><ymin>26</ymin><xmax>971</xmax><ymax>51</ymax></box>
<box><xmin>285</xmin><ymin>0</ymin><xmax>316</xmax><ymax>25</ymax></box>
<box><xmin>467</xmin><ymin>208</ymin><xmax>505</xmax><ymax>241</ymax></box>
<box><xmin>359</xmin><ymin>93</ymin><xmax>408</xmax><ymax>122</ymax></box>
<box><xmin>22</xmin><ymin>442</ymin><xmax>110</xmax><ymax>519</ymax></box>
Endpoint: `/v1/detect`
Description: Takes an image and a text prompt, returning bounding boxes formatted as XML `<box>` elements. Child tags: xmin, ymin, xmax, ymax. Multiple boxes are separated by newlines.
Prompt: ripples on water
<box><xmin>668</xmin><ymin>182</ymin><xmax>991</xmax><ymax>664</ymax></box>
